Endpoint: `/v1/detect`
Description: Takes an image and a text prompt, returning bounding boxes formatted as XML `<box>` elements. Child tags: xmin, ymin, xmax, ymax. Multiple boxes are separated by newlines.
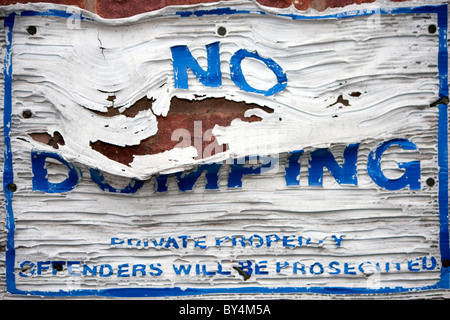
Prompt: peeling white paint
<box><xmin>2</xmin><ymin>0</ymin><xmax>444</xmax><ymax>179</ymax></box>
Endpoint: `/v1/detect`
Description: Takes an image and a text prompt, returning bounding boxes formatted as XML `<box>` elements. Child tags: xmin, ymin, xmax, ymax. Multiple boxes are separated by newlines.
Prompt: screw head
<box><xmin>428</xmin><ymin>24</ymin><xmax>437</xmax><ymax>34</ymax></box>
<box><xmin>22</xmin><ymin>110</ymin><xmax>32</xmax><ymax>118</ymax></box>
<box><xmin>426</xmin><ymin>178</ymin><xmax>435</xmax><ymax>187</ymax></box>
<box><xmin>26</xmin><ymin>26</ymin><xmax>37</xmax><ymax>35</ymax></box>
<box><xmin>7</xmin><ymin>183</ymin><xmax>17</xmax><ymax>192</ymax></box>
<box><xmin>53</xmin><ymin>263</ymin><xmax>63</xmax><ymax>272</ymax></box>
<box><xmin>217</xmin><ymin>26</ymin><xmax>227</xmax><ymax>36</ymax></box>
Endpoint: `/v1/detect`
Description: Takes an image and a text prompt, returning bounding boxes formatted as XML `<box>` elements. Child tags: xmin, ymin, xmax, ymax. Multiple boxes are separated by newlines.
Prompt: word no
<box><xmin>171</xmin><ymin>41</ymin><xmax>287</xmax><ymax>96</ymax></box>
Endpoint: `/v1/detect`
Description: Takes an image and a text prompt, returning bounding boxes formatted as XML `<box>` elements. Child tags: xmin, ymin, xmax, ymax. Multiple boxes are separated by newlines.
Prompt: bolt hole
<box><xmin>442</xmin><ymin>259</ymin><xmax>450</xmax><ymax>268</ymax></box>
<box><xmin>428</xmin><ymin>24</ymin><xmax>437</xmax><ymax>34</ymax></box>
<box><xmin>26</xmin><ymin>26</ymin><xmax>37</xmax><ymax>35</ymax></box>
<box><xmin>22</xmin><ymin>110</ymin><xmax>32</xmax><ymax>118</ymax></box>
<box><xmin>53</xmin><ymin>263</ymin><xmax>63</xmax><ymax>272</ymax></box>
<box><xmin>217</xmin><ymin>26</ymin><xmax>227</xmax><ymax>36</ymax></box>
<box><xmin>426</xmin><ymin>178</ymin><xmax>435</xmax><ymax>187</ymax></box>
<box><xmin>7</xmin><ymin>183</ymin><xmax>17</xmax><ymax>192</ymax></box>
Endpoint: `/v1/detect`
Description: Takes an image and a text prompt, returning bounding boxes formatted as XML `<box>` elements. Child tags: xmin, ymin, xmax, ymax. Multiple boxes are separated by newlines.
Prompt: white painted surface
<box><xmin>2</xmin><ymin>1</ymin><xmax>443</xmax><ymax>178</ymax></box>
<box><xmin>0</xmin><ymin>0</ymin><xmax>449</xmax><ymax>299</ymax></box>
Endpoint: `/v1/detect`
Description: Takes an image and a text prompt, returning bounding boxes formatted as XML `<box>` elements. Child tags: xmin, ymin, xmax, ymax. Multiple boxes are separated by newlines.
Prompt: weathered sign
<box><xmin>0</xmin><ymin>0</ymin><xmax>449</xmax><ymax>298</ymax></box>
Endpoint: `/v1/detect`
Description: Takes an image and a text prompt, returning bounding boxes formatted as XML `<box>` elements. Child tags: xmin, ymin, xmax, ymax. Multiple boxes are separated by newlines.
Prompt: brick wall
<box><xmin>0</xmin><ymin>0</ymin><xmax>408</xmax><ymax>18</ymax></box>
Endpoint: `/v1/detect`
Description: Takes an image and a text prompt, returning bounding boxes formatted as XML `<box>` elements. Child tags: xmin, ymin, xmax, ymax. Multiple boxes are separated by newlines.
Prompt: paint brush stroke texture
<box><xmin>1</xmin><ymin>1</ymin><xmax>449</xmax><ymax>298</ymax></box>
<box><xmin>3</xmin><ymin>0</ymin><xmax>443</xmax><ymax>179</ymax></box>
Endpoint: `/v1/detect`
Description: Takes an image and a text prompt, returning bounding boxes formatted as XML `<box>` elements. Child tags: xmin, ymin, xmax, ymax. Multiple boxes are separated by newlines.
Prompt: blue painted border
<box><xmin>2</xmin><ymin>4</ymin><xmax>449</xmax><ymax>297</ymax></box>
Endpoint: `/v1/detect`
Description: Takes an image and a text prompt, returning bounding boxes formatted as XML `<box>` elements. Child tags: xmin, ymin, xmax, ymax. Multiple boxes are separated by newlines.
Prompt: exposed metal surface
<box><xmin>0</xmin><ymin>0</ymin><xmax>449</xmax><ymax>299</ymax></box>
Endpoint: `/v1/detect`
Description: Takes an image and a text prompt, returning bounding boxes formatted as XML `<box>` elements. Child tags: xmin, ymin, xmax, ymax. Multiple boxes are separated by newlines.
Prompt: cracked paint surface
<box><xmin>0</xmin><ymin>0</ymin><xmax>449</xmax><ymax>298</ymax></box>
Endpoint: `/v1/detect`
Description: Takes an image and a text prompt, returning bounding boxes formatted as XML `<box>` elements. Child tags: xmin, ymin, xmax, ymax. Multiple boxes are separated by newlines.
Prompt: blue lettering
<box><xmin>67</xmin><ymin>261</ymin><xmax>81</xmax><ymax>276</ymax></box>
<box><xmin>358</xmin><ymin>261</ymin><xmax>373</xmax><ymax>274</ymax></box>
<box><xmin>117</xmin><ymin>263</ymin><xmax>130</xmax><ymax>277</ymax></box>
<box><xmin>149</xmin><ymin>263</ymin><xmax>163</xmax><ymax>276</ymax></box>
<box><xmin>228</xmin><ymin>156</ymin><xmax>278</xmax><ymax>188</ymax></box>
<box><xmin>155</xmin><ymin>174</ymin><xmax>169</xmax><ymax>193</ymax></box>
<box><xmin>344</xmin><ymin>262</ymin><xmax>356</xmax><ymax>275</ymax></box>
<box><xmin>230</xmin><ymin>48</ymin><xmax>287</xmax><ymax>96</ymax></box>
<box><xmin>111</xmin><ymin>237</ymin><xmax>124</xmax><ymax>245</ymax></box>
<box><xmin>173</xmin><ymin>264</ymin><xmax>192</xmax><ymax>275</ymax></box>
<box><xmin>90</xmin><ymin>168</ymin><xmax>144</xmax><ymax>194</ymax></box>
<box><xmin>218</xmin><ymin>262</ymin><xmax>231</xmax><ymax>275</ymax></box>
<box><xmin>194</xmin><ymin>236</ymin><xmax>207</xmax><ymax>249</ymax></box>
<box><xmin>422</xmin><ymin>256</ymin><xmax>437</xmax><ymax>270</ymax></box>
<box><xmin>232</xmin><ymin>235</ymin><xmax>246</xmax><ymax>247</ymax></box>
<box><xmin>309</xmin><ymin>143</ymin><xmax>359</xmax><ymax>186</ymax></box>
<box><xmin>171</xmin><ymin>41</ymin><xmax>221</xmax><ymax>89</ymax></box>
<box><xmin>29</xmin><ymin>138</ymin><xmax>423</xmax><ymax>195</ymax></box>
<box><xmin>37</xmin><ymin>261</ymin><xmax>50</xmax><ymax>275</ymax></box>
<box><xmin>132</xmin><ymin>264</ymin><xmax>146</xmax><ymax>276</ymax></box>
<box><xmin>266</xmin><ymin>234</ymin><xmax>280</xmax><ymax>247</ymax></box>
<box><xmin>19</xmin><ymin>261</ymin><xmax>35</xmax><ymax>277</ymax></box>
<box><xmin>285</xmin><ymin>150</ymin><xmax>304</xmax><ymax>186</ymax></box>
<box><xmin>331</xmin><ymin>235</ymin><xmax>344</xmax><ymax>247</ymax></box>
<box><xmin>408</xmin><ymin>258</ymin><xmax>421</xmax><ymax>272</ymax></box>
<box><xmin>152</xmin><ymin>238</ymin><xmax>165</xmax><ymax>247</ymax></box>
<box><xmin>171</xmin><ymin>41</ymin><xmax>287</xmax><ymax>96</ymax></box>
<box><xmin>310</xmin><ymin>262</ymin><xmax>324</xmax><ymax>275</ymax></box>
<box><xmin>238</xmin><ymin>260</ymin><xmax>253</xmax><ymax>276</ymax></box>
<box><xmin>216</xmin><ymin>236</ymin><xmax>230</xmax><ymax>246</ymax></box>
<box><xmin>175</xmin><ymin>162</ymin><xmax>222</xmax><ymax>191</ymax></box>
<box><xmin>178</xmin><ymin>235</ymin><xmax>190</xmax><ymax>248</ymax></box>
<box><xmin>249</xmin><ymin>234</ymin><xmax>264</xmax><ymax>248</ymax></box>
<box><xmin>367</xmin><ymin>138</ymin><xmax>421</xmax><ymax>190</ymax></box>
<box><xmin>156</xmin><ymin>162</ymin><xmax>222</xmax><ymax>192</ymax></box>
<box><xmin>276</xmin><ymin>261</ymin><xmax>289</xmax><ymax>273</ymax></box>
<box><xmin>165</xmin><ymin>237</ymin><xmax>180</xmax><ymax>249</ymax></box>
<box><xmin>83</xmin><ymin>264</ymin><xmax>97</xmax><ymax>276</ymax></box>
<box><xmin>99</xmin><ymin>264</ymin><xmax>113</xmax><ymax>277</ymax></box>
<box><xmin>329</xmin><ymin>261</ymin><xmax>341</xmax><ymax>274</ymax></box>
<box><xmin>293</xmin><ymin>262</ymin><xmax>306</xmax><ymax>274</ymax></box>
<box><xmin>202</xmin><ymin>264</ymin><xmax>216</xmax><ymax>276</ymax></box>
<box><xmin>282</xmin><ymin>235</ymin><xmax>295</xmax><ymax>248</ymax></box>
<box><xmin>127</xmin><ymin>238</ymin><xmax>140</xmax><ymax>246</ymax></box>
<box><xmin>255</xmin><ymin>260</ymin><xmax>269</xmax><ymax>275</ymax></box>
<box><xmin>31</xmin><ymin>150</ymin><xmax>81</xmax><ymax>193</ymax></box>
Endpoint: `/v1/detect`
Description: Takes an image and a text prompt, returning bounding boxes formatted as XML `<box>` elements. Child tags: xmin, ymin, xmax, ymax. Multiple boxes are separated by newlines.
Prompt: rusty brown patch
<box><xmin>90</xmin><ymin>96</ymin><xmax>273</xmax><ymax>166</ymax></box>
<box><xmin>327</xmin><ymin>94</ymin><xmax>350</xmax><ymax>108</ymax></box>
<box><xmin>30</xmin><ymin>131</ymin><xmax>65</xmax><ymax>149</ymax></box>
<box><xmin>93</xmin><ymin>97</ymin><xmax>153</xmax><ymax>117</ymax></box>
